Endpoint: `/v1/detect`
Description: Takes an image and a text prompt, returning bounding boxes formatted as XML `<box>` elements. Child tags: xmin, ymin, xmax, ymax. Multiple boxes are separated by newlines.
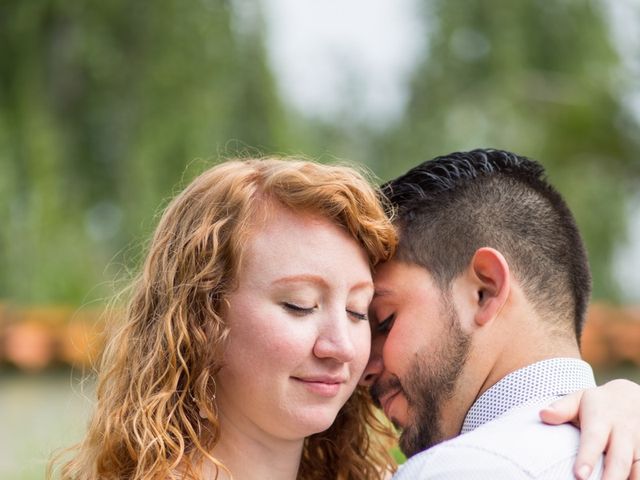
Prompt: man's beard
<box><xmin>371</xmin><ymin>297</ymin><xmax>472</xmax><ymax>458</ymax></box>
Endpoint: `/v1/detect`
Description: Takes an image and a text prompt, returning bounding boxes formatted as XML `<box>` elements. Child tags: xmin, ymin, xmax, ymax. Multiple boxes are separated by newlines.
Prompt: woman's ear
<box><xmin>470</xmin><ymin>247</ymin><xmax>510</xmax><ymax>327</ymax></box>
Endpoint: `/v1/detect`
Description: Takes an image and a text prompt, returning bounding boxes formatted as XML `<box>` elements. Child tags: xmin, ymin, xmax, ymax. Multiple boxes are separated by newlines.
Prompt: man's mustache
<box><xmin>370</xmin><ymin>375</ymin><xmax>404</xmax><ymax>408</ymax></box>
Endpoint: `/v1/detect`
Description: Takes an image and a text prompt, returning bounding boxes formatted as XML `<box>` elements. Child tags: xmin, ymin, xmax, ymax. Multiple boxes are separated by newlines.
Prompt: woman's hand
<box><xmin>540</xmin><ymin>379</ymin><xmax>640</xmax><ymax>480</ymax></box>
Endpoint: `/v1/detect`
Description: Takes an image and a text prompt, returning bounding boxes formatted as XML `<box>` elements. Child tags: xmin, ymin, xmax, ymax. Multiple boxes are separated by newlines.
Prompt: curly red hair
<box><xmin>51</xmin><ymin>158</ymin><xmax>398</xmax><ymax>480</ymax></box>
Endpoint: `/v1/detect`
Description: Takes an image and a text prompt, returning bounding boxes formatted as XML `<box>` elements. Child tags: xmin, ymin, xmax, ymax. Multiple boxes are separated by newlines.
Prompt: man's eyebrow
<box><xmin>373</xmin><ymin>288</ymin><xmax>393</xmax><ymax>298</ymax></box>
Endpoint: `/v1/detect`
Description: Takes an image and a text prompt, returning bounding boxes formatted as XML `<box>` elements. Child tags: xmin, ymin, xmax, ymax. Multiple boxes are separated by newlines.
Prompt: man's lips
<box><xmin>379</xmin><ymin>389</ymin><xmax>402</xmax><ymax>419</ymax></box>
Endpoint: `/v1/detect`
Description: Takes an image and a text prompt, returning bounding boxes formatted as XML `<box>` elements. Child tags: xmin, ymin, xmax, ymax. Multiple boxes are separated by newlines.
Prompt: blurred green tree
<box><xmin>1</xmin><ymin>0</ymin><xmax>638</xmax><ymax>305</ymax></box>
<box><xmin>372</xmin><ymin>0</ymin><xmax>640</xmax><ymax>300</ymax></box>
<box><xmin>0</xmin><ymin>0</ymin><xmax>289</xmax><ymax>304</ymax></box>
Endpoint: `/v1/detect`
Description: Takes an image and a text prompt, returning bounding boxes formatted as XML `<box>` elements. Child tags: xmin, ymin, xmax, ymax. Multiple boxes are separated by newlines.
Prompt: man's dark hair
<box><xmin>381</xmin><ymin>149</ymin><xmax>592</xmax><ymax>340</ymax></box>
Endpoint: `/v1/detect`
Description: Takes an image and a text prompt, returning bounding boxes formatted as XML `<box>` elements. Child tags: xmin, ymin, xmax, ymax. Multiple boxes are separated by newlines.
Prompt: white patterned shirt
<box><xmin>393</xmin><ymin>358</ymin><xmax>603</xmax><ymax>479</ymax></box>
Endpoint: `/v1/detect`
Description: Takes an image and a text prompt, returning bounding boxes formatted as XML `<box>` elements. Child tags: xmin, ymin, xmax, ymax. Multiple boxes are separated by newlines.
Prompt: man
<box><xmin>360</xmin><ymin>149</ymin><xmax>605</xmax><ymax>478</ymax></box>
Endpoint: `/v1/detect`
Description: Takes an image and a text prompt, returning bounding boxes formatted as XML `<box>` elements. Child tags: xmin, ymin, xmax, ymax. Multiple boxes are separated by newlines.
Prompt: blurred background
<box><xmin>1</xmin><ymin>0</ymin><xmax>639</xmax><ymax>477</ymax></box>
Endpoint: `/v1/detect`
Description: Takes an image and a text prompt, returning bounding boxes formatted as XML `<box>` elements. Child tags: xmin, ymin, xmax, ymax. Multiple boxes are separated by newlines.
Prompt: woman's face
<box><xmin>216</xmin><ymin>205</ymin><xmax>373</xmax><ymax>442</ymax></box>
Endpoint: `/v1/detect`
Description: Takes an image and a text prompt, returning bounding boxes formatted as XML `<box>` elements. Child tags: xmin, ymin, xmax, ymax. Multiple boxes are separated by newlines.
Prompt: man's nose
<box><xmin>359</xmin><ymin>334</ymin><xmax>384</xmax><ymax>386</ymax></box>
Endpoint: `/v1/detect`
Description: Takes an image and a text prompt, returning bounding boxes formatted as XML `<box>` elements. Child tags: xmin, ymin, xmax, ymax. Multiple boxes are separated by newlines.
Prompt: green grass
<box><xmin>0</xmin><ymin>370</ymin><xmax>95</xmax><ymax>480</ymax></box>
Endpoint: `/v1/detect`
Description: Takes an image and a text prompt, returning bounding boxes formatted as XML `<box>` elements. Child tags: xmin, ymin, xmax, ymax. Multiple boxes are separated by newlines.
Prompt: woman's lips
<box><xmin>292</xmin><ymin>376</ymin><xmax>346</xmax><ymax>397</ymax></box>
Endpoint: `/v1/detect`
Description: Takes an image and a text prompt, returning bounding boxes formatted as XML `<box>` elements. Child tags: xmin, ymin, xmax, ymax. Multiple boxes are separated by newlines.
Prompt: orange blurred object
<box><xmin>581</xmin><ymin>304</ymin><xmax>640</xmax><ymax>367</ymax></box>
<box><xmin>58</xmin><ymin>310</ymin><xmax>105</xmax><ymax>369</ymax></box>
<box><xmin>4</xmin><ymin>321</ymin><xmax>55</xmax><ymax>371</ymax></box>
<box><xmin>0</xmin><ymin>302</ymin><xmax>638</xmax><ymax>371</ymax></box>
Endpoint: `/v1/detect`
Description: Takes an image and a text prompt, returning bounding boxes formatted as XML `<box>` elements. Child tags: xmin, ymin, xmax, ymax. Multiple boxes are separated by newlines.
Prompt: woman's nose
<box><xmin>313</xmin><ymin>314</ymin><xmax>357</xmax><ymax>363</ymax></box>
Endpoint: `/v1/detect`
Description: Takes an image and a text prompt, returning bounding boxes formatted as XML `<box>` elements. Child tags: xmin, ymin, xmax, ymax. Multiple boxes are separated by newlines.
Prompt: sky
<box><xmin>261</xmin><ymin>0</ymin><xmax>424</xmax><ymax>128</ymax></box>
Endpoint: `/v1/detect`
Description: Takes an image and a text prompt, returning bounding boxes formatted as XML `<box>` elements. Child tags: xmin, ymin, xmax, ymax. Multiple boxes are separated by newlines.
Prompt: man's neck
<box><xmin>438</xmin><ymin>308</ymin><xmax>581</xmax><ymax>442</ymax></box>
<box><xmin>461</xmin><ymin>357</ymin><xmax>595</xmax><ymax>434</ymax></box>
<box><xmin>479</xmin><ymin>336</ymin><xmax>581</xmax><ymax>401</ymax></box>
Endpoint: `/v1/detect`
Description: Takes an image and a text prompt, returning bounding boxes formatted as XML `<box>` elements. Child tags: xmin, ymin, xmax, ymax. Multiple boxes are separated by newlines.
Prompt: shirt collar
<box><xmin>461</xmin><ymin>358</ymin><xmax>596</xmax><ymax>434</ymax></box>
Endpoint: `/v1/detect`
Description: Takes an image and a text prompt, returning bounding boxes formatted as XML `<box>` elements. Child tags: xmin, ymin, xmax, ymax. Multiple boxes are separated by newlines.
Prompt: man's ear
<box><xmin>470</xmin><ymin>247</ymin><xmax>510</xmax><ymax>327</ymax></box>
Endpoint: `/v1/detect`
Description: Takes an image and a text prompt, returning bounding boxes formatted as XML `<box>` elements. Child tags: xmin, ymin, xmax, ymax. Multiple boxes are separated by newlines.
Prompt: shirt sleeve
<box><xmin>393</xmin><ymin>444</ymin><xmax>538</xmax><ymax>480</ymax></box>
<box><xmin>392</xmin><ymin>443</ymin><xmax>602</xmax><ymax>480</ymax></box>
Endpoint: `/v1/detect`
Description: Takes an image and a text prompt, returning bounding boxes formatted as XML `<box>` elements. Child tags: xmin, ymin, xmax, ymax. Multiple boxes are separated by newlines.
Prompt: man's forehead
<box><xmin>373</xmin><ymin>259</ymin><xmax>412</xmax><ymax>296</ymax></box>
<box><xmin>373</xmin><ymin>259</ymin><xmax>438</xmax><ymax>297</ymax></box>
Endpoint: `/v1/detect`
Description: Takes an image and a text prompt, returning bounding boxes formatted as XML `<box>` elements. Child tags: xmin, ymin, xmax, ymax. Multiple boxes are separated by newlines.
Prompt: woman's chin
<box><xmin>287</xmin><ymin>408</ymin><xmax>342</xmax><ymax>438</ymax></box>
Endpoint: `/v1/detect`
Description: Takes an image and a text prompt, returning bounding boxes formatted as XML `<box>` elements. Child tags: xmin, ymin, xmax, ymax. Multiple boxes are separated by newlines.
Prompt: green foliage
<box><xmin>0</xmin><ymin>0</ymin><xmax>290</xmax><ymax>304</ymax></box>
<box><xmin>0</xmin><ymin>0</ymin><xmax>637</xmax><ymax>304</ymax></box>
<box><xmin>371</xmin><ymin>0</ymin><xmax>640</xmax><ymax>300</ymax></box>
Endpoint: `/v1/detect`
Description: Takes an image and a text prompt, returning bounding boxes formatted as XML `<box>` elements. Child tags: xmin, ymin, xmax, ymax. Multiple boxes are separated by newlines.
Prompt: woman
<box><xmin>54</xmin><ymin>157</ymin><xmax>640</xmax><ymax>480</ymax></box>
<box><xmin>56</xmin><ymin>158</ymin><xmax>398</xmax><ymax>479</ymax></box>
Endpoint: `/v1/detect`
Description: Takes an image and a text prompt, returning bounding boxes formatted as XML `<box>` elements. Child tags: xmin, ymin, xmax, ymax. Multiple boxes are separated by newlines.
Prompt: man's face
<box><xmin>361</xmin><ymin>259</ymin><xmax>471</xmax><ymax>456</ymax></box>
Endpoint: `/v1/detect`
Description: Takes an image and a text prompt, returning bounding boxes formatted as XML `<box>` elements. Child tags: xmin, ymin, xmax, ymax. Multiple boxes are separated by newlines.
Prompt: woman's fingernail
<box><xmin>576</xmin><ymin>464</ymin><xmax>591</xmax><ymax>480</ymax></box>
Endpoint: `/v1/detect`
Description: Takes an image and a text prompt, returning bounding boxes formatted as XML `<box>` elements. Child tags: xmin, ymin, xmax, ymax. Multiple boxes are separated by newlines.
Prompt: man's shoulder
<box><xmin>394</xmin><ymin>401</ymin><xmax>603</xmax><ymax>479</ymax></box>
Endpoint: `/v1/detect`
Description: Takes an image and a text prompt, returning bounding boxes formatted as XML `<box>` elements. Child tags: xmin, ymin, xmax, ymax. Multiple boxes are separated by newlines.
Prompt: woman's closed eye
<box><xmin>282</xmin><ymin>302</ymin><xmax>316</xmax><ymax>316</ymax></box>
<box><xmin>282</xmin><ymin>302</ymin><xmax>368</xmax><ymax>321</ymax></box>
<box><xmin>347</xmin><ymin>309</ymin><xmax>368</xmax><ymax>321</ymax></box>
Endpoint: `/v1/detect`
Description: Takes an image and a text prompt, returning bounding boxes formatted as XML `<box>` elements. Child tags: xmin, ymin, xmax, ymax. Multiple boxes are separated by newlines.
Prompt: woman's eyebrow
<box><xmin>273</xmin><ymin>275</ymin><xmax>373</xmax><ymax>292</ymax></box>
<box><xmin>272</xmin><ymin>274</ymin><xmax>328</xmax><ymax>288</ymax></box>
